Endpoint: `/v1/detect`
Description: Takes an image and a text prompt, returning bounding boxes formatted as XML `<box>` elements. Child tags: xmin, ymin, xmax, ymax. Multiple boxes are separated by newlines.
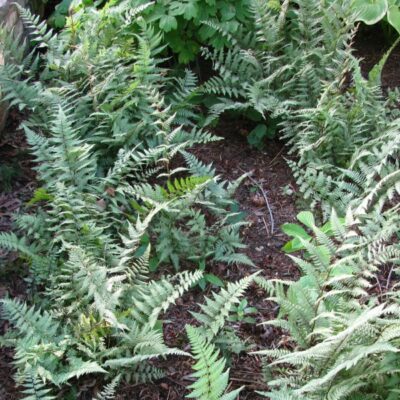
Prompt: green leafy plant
<box><xmin>185</xmin><ymin>325</ymin><xmax>243</xmax><ymax>400</ymax></box>
<box><xmin>281</xmin><ymin>211</ymin><xmax>345</xmax><ymax>253</ymax></box>
<box><xmin>0</xmin><ymin>2</ymin><xmax>252</xmax><ymax>272</ymax></box>
<box><xmin>126</xmin><ymin>0</ymin><xmax>253</xmax><ymax>64</ymax></box>
<box><xmin>48</xmin><ymin>0</ymin><xmax>73</xmax><ymax>28</ymax></box>
<box><xmin>351</xmin><ymin>0</ymin><xmax>400</xmax><ymax>33</ymax></box>
<box><xmin>184</xmin><ymin>273</ymin><xmax>257</xmax><ymax>387</ymax></box>
<box><xmin>227</xmin><ymin>299</ymin><xmax>257</xmax><ymax>324</ymax></box>
<box><xmin>203</xmin><ymin>2</ymin><xmax>400</xmax><ymax>398</ymax></box>
<box><xmin>202</xmin><ymin>0</ymin><xmax>355</xmax><ymax>147</ymax></box>
<box><xmin>254</xmin><ymin>205</ymin><xmax>400</xmax><ymax>399</ymax></box>
<box><xmin>1</xmin><ymin>239</ymin><xmax>202</xmax><ymax>395</ymax></box>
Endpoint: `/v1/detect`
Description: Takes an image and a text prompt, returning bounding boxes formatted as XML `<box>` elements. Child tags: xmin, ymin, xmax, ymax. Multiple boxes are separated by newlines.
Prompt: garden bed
<box><xmin>0</xmin><ymin>20</ymin><xmax>398</xmax><ymax>400</ymax></box>
<box><xmin>0</xmin><ymin>112</ymin><xmax>299</xmax><ymax>399</ymax></box>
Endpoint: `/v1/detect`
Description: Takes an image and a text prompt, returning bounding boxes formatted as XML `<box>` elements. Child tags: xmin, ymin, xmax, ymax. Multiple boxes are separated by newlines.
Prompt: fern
<box><xmin>19</xmin><ymin>370</ymin><xmax>55</xmax><ymax>400</ymax></box>
<box><xmin>14</xmin><ymin>4</ymin><xmax>56</xmax><ymax>48</ymax></box>
<box><xmin>203</xmin><ymin>0</ymin><xmax>355</xmax><ymax>146</ymax></box>
<box><xmin>200</xmin><ymin>1</ymin><xmax>400</xmax><ymax>399</ymax></box>
<box><xmin>131</xmin><ymin>270</ymin><xmax>204</xmax><ymax>327</ymax></box>
<box><xmin>92</xmin><ymin>376</ymin><xmax>121</xmax><ymax>400</ymax></box>
<box><xmin>254</xmin><ymin>208</ymin><xmax>400</xmax><ymax>399</ymax></box>
<box><xmin>0</xmin><ymin>232</ymin><xmax>36</xmax><ymax>258</ymax></box>
<box><xmin>192</xmin><ymin>274</ymin><xmax>258</xmax><ymax>337</ymax></box>
<box><xmin>1</xmin><ymin>299</ymin><xmax>61</xmax><ymax>344</ymax></box>
<box><xmin>186</xmin><ymin>325</ymin><xmax>243</xmax><ymax>400</ymax></box>
<box><xmin>0</xmin><ymin>4</ymin><xmax>253</xmax><ymax>398</ymax></box>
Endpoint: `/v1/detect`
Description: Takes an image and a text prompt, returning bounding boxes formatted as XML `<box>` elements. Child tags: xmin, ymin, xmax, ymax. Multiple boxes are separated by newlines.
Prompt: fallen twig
<box><xmin>262</xmin><ymin>216</ymin><xmax>270</xmax><ymax>237</ymax></box>
<box><xmin>386</xmin><ymin>264</ymin><xmax>396</xmax><ymax>290</ymax></box>
<box><xmin>267</xmin><ymin>145</ymin><xmax>285</xmax><ymax>168</ymax></box>
<box><xmin>241</xmin><ymin>169</ymin><xmax>275</xmax><ymax>236</ymax></box>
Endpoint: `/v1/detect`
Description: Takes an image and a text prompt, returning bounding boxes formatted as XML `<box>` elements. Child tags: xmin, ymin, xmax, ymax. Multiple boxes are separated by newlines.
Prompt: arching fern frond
<box><xmin>192</xmin><ymin>273</ymin><xmax>258</xmax><ymax>337</ymax></box>
<box><xmin>186</xmin><ymin>325</ymin><xmax>243</xmax><ymax>400</ymax></box>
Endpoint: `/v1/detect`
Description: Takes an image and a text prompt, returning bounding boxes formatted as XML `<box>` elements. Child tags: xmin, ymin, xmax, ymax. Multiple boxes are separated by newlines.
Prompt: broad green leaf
<box><xmin>134</xmin><ymin>243</ymin><xmax>148</xmax><ymax>258</ymax></box>
<box><xmin>159</xmin><ymin>15</ymin><xmax>178</xmax><ymax>32</ymax></box>
<box><xmin>205</xmin><ymin>273</ymin><xmax>224</xmax><ymax>287</ymax></box>
<box><xmin>149</xmin><ymin>257</ymin><xmax>159</xmax><ymax>272</ymax></box>
<box><xmin>198</xmin><ymin>260</ymin><xmax>206</xmax><ymax>271</ymax></box>
<box><xmin>387</xmin><ymin>0</ymin><xmax>400</xmax><ymax>33</ymax></box>
<box><xmin>247</xmin><ymin>124</ymin><xmax>267</xmax><ymax>148</ymax></box>
<box><xmin>321</xmin><ymin>217</ymin><xmax>345</xmax><ymax>235</ymax></box>
<box><xmin>56</xmin><ymin>0</ymin><xmax>73</xmax><ymax>14</ymax></box>
<box><xmin>179</xmin><ymin>49</ymin><xmax>196</xmax><ymax>63</ymax></box>
<box><xmin>282</xmin><ymin>237</ymin><xmax>310</xmax><ymax>253</ymax></box>
<box><xmin>198</xmin><ymin>277</ymin><xmax>207</xmax><ymax>290</ymax></box>
<box><xmin>352</xmin><ymin>0</ymin><xmax>388</xmax><ymax>24</ymax></box>
<box><xmin>282</xmin><ymin>240</ymin><xmax>294</xmax><ymax>253</ymax></box>
<box><xmin>281</xmin><ymin>223</ymin><xmax>310</xmax><ymax>239</ymax></box>
<box><xmin>297</xmin><ymin>211</ymin><xmax>315</xmax><ymax>228</ymax></box>
<box><xmin>53</xmin><ymin>14</ymin><xmax>67</xmax><ymax>28</ymax></box>
<box><xmin>170</xmin><ymin>1</ymin><xmax>199</xmax><ymax>19</ymax></box>
<box><xmin>220</xmin><ymin>1</ymin><xmax>236</xmax><ymax>21</ymax></box>
<box><xmin>183</xmin><ymin>2</ymin><xmax>199</xmax><ymax>19</ymax></box>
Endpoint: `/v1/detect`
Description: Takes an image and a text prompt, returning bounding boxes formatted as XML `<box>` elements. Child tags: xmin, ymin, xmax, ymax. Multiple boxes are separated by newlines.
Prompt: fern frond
<box><xmin>1</xmin><ymin>299</ymin><xmax>60</xmax><ymax>344</ymax></box>
<box><xmin>131</xmin><ymin>270</ymin><xmax>203</xmax><ymax>327</ymax></box>
<box><xmin>0</xmin><ymin>232</ymin><xmax>36</xmax><ymax>257</ymax></box>
<box><xmin>20</xmin><ymin>370</ymin><xmax>55</xmax><ymax>400</ymax></box>
<box><xmin>186</xmin><ymin>325</ymin><xmax>243</xmax><ymax>400</ymax></box>
<box><xmin>192</xmin><ymin>274</ymin><xmax>258</xmax><ymax>337</ymax></box>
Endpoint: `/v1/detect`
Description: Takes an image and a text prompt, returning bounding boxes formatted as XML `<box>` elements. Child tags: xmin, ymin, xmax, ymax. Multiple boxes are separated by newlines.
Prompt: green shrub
<box><xmin>126</xmin><ymin>0</ymin><xmax>253</xmax><ymax>64</ymax></box>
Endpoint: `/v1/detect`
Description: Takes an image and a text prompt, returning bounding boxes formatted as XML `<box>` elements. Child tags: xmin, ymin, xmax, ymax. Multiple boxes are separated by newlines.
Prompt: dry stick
<box><xmin>169</xmin><ymin>376</ymin><xmax>190</xmax><ymax>386</ymax></box>
<box><xmin>241</xmin><ymin>169</ymin><xmax>275</xmax><ymax>236</ymax></box>
<box><xmin>386</xmin><ymin>264</ymin><xmax>396</xmax><ymax>290</ymax></box>
<box><xmin>262</xmin><ymin>216</ymin><xmax>270</xmax><ymax>237</ymax></box>
<box><xmin>267</xmin><ymin>145</ymin><xmax>285</xmax><ymax>168</ymax></box>
<box><xmin>375</xmin><ymin>275</ymin><xmax>382</xmax><ymax>296</ymax></box>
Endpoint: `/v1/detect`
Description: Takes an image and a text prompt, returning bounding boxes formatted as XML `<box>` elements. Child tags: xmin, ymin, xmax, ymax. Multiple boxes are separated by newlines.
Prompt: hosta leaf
<box><xmin>352</xmin><ymin>0</ymin><xmax>388</xmax><ymax>24</ymax></box>
<box><xmin>387</xmin><ymin>0</ymin><xmax>400</xmax><ymax>33</ymax></box>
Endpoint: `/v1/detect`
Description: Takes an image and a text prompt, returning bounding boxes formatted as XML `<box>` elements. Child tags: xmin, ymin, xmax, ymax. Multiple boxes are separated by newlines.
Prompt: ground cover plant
<box><xmin>0</xmin><ymin>0</ymin><xmax>399</xmax><ymax>399</ymax></box>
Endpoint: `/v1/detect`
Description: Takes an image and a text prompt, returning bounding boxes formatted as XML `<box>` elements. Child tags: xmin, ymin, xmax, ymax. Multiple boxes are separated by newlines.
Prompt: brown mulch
<box><xmin>194</xmin><ymin>120</ymin><xmax>299</xmax><ymax>276</ymax></box>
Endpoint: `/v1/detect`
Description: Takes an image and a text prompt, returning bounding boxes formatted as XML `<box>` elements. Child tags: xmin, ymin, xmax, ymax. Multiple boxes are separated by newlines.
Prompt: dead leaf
<box><xmin>251</xmin><ymin>194</ymin><xmax>264</xmax><ymax>207</ymax></box>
